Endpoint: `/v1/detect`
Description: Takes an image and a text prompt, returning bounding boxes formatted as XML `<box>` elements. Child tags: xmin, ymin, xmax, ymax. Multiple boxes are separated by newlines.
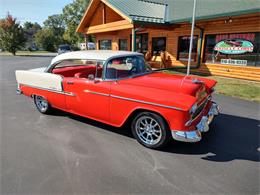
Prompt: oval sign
<box><xmin>214</xmin><ymin>39</ymin><xmax>254</xmax><ymax>54</ymax></box>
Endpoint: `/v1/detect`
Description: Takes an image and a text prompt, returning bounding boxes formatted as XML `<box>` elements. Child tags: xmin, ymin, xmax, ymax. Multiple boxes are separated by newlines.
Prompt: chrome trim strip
<box><xmin>84</xmin><ymin>90</ymin><xmax>110</xmax><ymax>97</ymax></box>
<box><xmin>20</xmin><ymin>83</ymin><xmax>75</xmax><ymax>96</ymax></box>
<box><xmin>83</xmin><ymin>90</ymin><xmax>183</xmax><ymax>110</ymax></box>
<box><xmin>111</xmin><ymin>95</ymin><xmax>183</xmax><ymax>111</ymax></box>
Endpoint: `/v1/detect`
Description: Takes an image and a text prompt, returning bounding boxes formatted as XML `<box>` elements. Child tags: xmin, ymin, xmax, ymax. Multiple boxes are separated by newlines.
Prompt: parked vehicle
<box><xmin>79</xmin><ymin>42</ymin><xmax>96</xmax><ymax>50</ymax></box>
<box><xmin>57</xmin><ymin>44</ymin><xmax>71</xmax><ymax>55</ymax></box>
<box><xmin>15</xmin><ymin>50</ymin><xmax>219</xmax><ymax>149</ymax></box>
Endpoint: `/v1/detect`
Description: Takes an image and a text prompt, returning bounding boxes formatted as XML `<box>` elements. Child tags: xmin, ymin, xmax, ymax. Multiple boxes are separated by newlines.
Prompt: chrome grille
<box><xmin>191</xmin><ymin>99</ymin><xmax>208</xmax><ymax>120</ymax></box>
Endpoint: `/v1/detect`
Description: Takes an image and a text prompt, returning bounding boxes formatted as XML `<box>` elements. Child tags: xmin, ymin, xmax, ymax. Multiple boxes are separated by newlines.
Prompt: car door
<box><xmin>63</xmin><ymin>77</ymin><xmax>111</xmax><ymax>123</ymax></box>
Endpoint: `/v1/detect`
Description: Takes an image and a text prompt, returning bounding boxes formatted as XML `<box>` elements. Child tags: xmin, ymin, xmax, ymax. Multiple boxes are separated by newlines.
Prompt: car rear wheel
<box><xmin>131</xmin><ymin>112</ymin><xmax>170</xmax><ymax>149</ymax></box>
<box><xmin>34</xmin><ymin>95</ymin><xmax>52</xmax><ymax>114</ymax></box>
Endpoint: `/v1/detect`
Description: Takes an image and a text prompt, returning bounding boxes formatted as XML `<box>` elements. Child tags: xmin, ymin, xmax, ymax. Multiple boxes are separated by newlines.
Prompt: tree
<box><xmin>34</xmin><ymin>14</ymin><xmax>66</xmax><ymax>52</ymax></box>
<box><xmin>62</xmin><ymin>0</ymin><xmax>90</xmax><ymax>45</ymax></box>
<box><xmin>23</xmin><ymin>22</ymin><xmax>41</xmax><ymax>51</ymax></box>
<box><xmin>34</xmin><ymin>28</ymin><xmax>56</xmax><ymax>52</ymax></box>
<box><xmin>0</xmin><ymin>13</ymin><xmax>26</xmax><ymax>55</ymax></box>
<box><xmin>43</xmin><ymin>14</ymin><xmax>65</xmax><ymax>36</ymax></box>
<box><xmin>23</xmin><ymin>21</ymin><xmax>41</xmax><ymax>32</ymax></box>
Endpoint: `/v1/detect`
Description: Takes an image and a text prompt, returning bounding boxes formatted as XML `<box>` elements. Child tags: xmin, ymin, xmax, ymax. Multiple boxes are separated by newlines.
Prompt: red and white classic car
<box><xmin>16</xmin><ymin>50</ymin><xmax>219</xmax><ymax>149</ymax></box>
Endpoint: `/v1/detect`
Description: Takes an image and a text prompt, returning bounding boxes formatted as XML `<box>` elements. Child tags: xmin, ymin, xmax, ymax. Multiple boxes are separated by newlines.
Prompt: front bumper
<box><xmin>171</xmin><ymin>102</ymin><xmax>220</xmax><ymax>143</ymax></box>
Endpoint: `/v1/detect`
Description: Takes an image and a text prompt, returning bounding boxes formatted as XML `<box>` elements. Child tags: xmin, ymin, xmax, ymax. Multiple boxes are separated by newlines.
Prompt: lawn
<box><xmin>0</xmin><ymin>50</ymin><xmax>56</xmax><ymax>56</ymax></box>
<box><xmin>163</xmin><ymin>70</ymin><xmax>260</xmax><ymax>102</ymax></box>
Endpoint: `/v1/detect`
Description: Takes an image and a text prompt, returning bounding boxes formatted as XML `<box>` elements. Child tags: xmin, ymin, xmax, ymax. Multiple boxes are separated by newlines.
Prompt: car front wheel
<box><xmin>131</xmin><ymin>112</ymin><xmax>170</xmax><ymax>149</ymax></box>
<box><xmin>34</xmin><ymin>95</ymin><xmax>52</xmax><ymax>114</ymax></box>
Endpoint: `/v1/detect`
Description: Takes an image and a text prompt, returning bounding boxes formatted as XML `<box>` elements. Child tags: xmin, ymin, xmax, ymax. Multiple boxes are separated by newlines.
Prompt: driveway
<box><xmin>0</xmin><ymin>56</ymin><xmax>259</xmax><ymax>194</ymax></box>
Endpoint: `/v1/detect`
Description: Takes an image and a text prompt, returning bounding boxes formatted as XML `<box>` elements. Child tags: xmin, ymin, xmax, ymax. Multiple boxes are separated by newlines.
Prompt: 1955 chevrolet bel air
<box><xmin>15</xmin><ymin>50</ymin><xmax>219</xmax><ymax>149</ymax></box>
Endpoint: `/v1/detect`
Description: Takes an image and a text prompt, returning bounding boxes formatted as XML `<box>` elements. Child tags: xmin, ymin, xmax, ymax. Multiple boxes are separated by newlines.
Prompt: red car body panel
<box><xmin>20</xmin><ymin>67</ymin><xmax>216</xmax><ymax>132</ymax></box>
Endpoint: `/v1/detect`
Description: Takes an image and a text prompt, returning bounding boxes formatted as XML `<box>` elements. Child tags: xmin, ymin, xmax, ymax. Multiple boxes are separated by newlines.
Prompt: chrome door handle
<box><xmin>67</xmin><ymin>81</ymin><xmax>74</xmax><ymax>85</ymax></box>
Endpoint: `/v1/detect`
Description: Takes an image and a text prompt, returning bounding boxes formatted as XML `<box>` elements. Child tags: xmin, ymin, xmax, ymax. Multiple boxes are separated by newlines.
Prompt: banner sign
<box><xmin>214</xmin><ymin>39</ymin><xmax>254</xmax><ymax>54</ymax></box>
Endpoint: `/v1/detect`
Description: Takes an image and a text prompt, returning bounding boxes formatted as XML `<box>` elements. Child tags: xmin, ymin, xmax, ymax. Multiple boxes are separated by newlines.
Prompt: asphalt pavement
<box><xmin>0</xmin><ymin>56</ymin><xmax>259</xmax><ymax>194</ymax></box>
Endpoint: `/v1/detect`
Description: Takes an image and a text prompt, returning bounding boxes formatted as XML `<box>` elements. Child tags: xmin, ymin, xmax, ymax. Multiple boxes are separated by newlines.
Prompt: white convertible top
<box><xmin>51</xmin><ymin>50</ymin><xmax>143</xmax><ymax>64</ymax></box>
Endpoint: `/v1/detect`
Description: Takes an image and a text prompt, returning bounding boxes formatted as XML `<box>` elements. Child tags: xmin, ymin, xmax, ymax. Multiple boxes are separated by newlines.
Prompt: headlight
<box><xmin>189</xmin><ymin>103</ymin><xmax>197</xmax><ymax>114</ymax></box>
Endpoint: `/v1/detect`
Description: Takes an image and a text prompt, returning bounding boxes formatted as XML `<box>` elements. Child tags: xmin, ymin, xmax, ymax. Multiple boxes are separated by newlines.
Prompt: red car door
<box><xmin>62</xmin><ymin>77</ymin><xmax>111</xmax><ymax>123</ymax></box>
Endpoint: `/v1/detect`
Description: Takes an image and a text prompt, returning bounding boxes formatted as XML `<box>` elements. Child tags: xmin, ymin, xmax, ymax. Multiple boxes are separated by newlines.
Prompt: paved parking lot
<box><xmin>0</xmin><ymin>56</ymin><xmax>259</xmax><ymax>194</ymax></box>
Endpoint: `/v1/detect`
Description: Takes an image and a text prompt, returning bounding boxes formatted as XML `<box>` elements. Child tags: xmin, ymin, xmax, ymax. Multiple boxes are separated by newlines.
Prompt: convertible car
<box><xmin>15</xmin><ymin>50</ymin><xmax>219</xmax><ymax>149</ymax></box>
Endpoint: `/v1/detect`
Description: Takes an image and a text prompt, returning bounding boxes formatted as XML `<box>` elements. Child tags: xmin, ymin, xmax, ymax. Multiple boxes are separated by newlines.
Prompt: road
<box><xmin>0</xmin><ymin>56</ymin><xmax>259</xmax><ymax>194</ymax></box>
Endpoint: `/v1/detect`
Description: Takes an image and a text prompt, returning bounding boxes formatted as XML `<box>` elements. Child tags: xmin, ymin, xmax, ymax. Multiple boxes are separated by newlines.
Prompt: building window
<box><xmin>177</xmin><ymin>36</ymin><xmax>198</xmax><ymax>62</ymax></box>
<box><xmin>203</xmin><ymin>32</ymin><xmax>260</xmax><ymax>67</ymax></box>
<box><xmin>99</xmin><ymin>40</ymin><xmax>112</xmax><ymax>50</ymax></box>
<box><xmin>119</xmin><ymin>39</ymin><xmax>128</xmax><ymax>51</ymax></box>
<box><xmin>130</xmin><ymin>33</ymin><xmax>148</xmax><ymax>54</ymax></box>
<box><xmin>152</xmin><ymin>37</ymin><xmax>166</xmax><ymax>55</ymax></box>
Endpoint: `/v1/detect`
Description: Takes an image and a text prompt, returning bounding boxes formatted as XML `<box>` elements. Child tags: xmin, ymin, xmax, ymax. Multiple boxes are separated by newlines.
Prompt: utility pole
<box><xmin>187</xmin><ymin>0</ymin><xmax>197</xmax><ymax>76</ymax></box>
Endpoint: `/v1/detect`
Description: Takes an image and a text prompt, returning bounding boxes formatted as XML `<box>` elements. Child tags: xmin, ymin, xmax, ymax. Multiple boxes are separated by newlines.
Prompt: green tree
<box><xmin>0</xmin><ymin>13</ymin><xmax>26</xmax><ymax>55</ymax></box>
<box><xmin>43</xmin><ymin>14</ymin><xmax>65</xmax><ymax>36</ymax></box>
<box><xmin>23</xmin><ymin>21</ymin><xmax>41</xmax><ymax>51</ymax></box>
<box><xmin>62</xmin><ymin>0</ymin><xmax>90</xmax><ymax>45</ymax></box>
<box><xmin>34</xmin><ymin>14</ymin><xmax>66</xmax><ymax>51</ymax></box>
<box><xmin>23</xmin><ymin>21</ymin><xmax>41</xmax><ymax>31</ymax></box>
<box><xmin>34</xmin><ymin>28</ymin><xmax>56</xmax><ymax>52</ymax></box>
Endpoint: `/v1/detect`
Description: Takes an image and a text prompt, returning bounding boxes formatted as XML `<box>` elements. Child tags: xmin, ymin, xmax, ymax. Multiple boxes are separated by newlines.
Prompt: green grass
<box><xmin>162</xmin><ymin>70</ymin><xmax>260</xmax><ymax>102</ymax></box>
<box><xmin>0</xmin><ymin>50</ymin><xmax>56</xmax><ymax>56</ymax></box>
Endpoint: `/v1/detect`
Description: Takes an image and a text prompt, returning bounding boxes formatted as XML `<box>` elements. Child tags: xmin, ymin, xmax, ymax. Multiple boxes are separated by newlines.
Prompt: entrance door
<box><xmin>130</xmin><ymin>33</ymin><xmax>148</xmax><ymax>53</ymax></box>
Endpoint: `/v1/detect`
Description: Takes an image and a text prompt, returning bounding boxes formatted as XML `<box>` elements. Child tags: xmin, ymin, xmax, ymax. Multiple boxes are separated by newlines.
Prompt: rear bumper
<box><xmin>16</xmin><ymin>85</ymin><xmax>23</xmax><ymax>95</ymax></box>
<box><xmin>171</xmin><ymin>102</ymin><xmax>220</xmax><ymax>143</ymax></box>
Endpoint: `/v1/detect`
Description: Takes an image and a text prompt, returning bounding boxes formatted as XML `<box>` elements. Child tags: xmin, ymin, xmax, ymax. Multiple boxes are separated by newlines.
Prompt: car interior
<box><xmin>51</xmin><ymin>60</ymin><xmax>103</xmax><ymax>79</ymax></box>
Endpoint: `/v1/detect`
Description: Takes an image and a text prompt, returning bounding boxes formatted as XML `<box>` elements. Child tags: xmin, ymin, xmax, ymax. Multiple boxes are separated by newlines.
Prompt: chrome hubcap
<box><xmin>35</xmin><ymin>96</ymin><xmax>48</xmax><ymax>112</ymax></box>
<box><xmin>135</xmin><ymin>116</ymin><xmax>162</xmax><ymax>145</ymax></box>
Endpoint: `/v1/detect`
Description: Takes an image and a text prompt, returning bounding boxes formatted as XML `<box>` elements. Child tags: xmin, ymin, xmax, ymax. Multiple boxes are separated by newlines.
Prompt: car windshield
<box><xmin>106</xmin><ymin>55</ymin><xmax>152</xmax><ymax>79</ymax></box>
<box><xmin>59</xmin><ymin>45</ymin><xmax>70</xmax><ymax>50</ymax></box>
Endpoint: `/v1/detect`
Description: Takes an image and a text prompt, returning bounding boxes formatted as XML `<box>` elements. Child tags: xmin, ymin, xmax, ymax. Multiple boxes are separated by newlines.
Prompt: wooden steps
<box><xmin>148</xmin><ymin>60</ymin><xmax>260</xmax><ymax>82</ymax></box>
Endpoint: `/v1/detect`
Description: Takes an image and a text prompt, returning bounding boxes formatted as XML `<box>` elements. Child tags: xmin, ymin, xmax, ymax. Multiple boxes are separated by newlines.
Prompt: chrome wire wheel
<box><xmin>35</xmin><ymin>96</ymin><xmax>48</xmax><ymax>112</ymax></box>
<box><xmin>135</xmin><ymin>116</ymin><xmax>162</xmax><ymax>146</ymax></box>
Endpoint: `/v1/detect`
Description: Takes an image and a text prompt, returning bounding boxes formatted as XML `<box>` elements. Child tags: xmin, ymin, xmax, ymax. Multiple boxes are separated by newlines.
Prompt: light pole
<box><xmin>187</xmin><ymin>0</ymin><xmax>197</xmax><ymax>76</ymax></box>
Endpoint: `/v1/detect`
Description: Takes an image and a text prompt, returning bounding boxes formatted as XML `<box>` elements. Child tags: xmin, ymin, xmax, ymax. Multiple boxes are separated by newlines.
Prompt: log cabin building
<box><xmin>77</xmin><ymin>0</ymin><xmax>260</xmax><ymax>81</ymax></box>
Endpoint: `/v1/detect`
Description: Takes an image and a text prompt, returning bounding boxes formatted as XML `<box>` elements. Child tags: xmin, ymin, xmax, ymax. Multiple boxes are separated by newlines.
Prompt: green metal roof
<box><xmin>107</xmin><ymin>0</ymin><xmax>166</xmax><ymax>23</ymax></box>
<box><xmin>106</xmin><ymin>0</ymin><xmax>260</xmax><ymax>24</ymax></box>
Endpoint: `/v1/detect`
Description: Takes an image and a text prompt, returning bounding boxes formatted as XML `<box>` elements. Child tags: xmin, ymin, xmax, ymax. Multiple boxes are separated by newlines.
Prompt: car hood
<box><xmin>119</xmin><ymin>72</ymin><xmax>216</xmax><ymax>97</ymax></box>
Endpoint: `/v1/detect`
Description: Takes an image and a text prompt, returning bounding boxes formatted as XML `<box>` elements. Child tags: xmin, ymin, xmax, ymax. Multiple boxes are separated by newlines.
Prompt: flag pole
<box><xmin>187</xmin><ymin>0</ymin><xmax>197</xmax><ymax>76</ymax></box>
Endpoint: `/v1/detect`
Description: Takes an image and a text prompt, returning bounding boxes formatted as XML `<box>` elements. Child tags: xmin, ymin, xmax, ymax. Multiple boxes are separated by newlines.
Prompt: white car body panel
<box><xmin>29</xmin><ymin>67</ymin><xmax>46</xmax><ymax>72</ymax></box>
<box><xmin>15</xmin><ymin>70</ymin><xmax>63</xmax><ymax>92</ymax></box>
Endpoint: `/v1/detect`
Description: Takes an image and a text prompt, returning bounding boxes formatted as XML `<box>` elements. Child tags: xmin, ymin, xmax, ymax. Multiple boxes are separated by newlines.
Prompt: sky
<box><xmin>0</xmin><ymin>0</ymin><xmax>73</xmax><ymax>26</ymax></box>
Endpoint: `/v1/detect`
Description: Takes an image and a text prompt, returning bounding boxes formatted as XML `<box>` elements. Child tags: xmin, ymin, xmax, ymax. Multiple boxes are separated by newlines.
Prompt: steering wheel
<box><xmin>128</xmin><ymin>66</ymin><xmax>137</xmax><ymax>76</ymax></box>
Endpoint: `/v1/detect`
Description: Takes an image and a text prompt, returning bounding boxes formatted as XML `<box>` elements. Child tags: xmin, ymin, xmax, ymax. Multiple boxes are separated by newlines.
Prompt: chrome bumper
<box><xmin>171</xmin><ymin>103</ymin><xmax>220</xmax><ymax>143</ymax></box>
<box><xmin>16</xmin><ymin>89</ymin><xmax>22</xmax><ymax>95</ymax></box>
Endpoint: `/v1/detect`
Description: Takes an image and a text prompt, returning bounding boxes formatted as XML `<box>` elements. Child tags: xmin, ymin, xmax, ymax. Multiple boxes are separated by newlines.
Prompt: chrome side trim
<box><xmin>83</xmin><ymin>90</ymin><xmax>183</xmax><ymax>111</ymax></box>
<box><xmin>111</xmin><ymin>95</ymin><xmax>183</xmax><ymax>111</ymax></box>
<box><xmin>84</xmin><ymin>90</ymin><xmax>110</xmax><ymax>97</ymax></box>
<box><xmin>20</xmin><ymin>83</ymin><xmax>75</xmax><ymax>96</ymax></box>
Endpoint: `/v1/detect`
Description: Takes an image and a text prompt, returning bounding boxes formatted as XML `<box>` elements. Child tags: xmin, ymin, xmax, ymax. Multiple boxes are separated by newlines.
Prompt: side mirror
<box><xmin>88</xmin><ymin>74</ymin><xmax>100</xmax><ymax>83</ymax></box>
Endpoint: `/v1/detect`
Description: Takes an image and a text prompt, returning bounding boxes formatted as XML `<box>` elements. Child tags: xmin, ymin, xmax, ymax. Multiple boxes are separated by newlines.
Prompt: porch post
<box><xmin>132</xmin><ymin>28</ymin><xmax>136</xmax><ymax>52</ymax></box>
<box><xmin>84</xmin><ymin>34</ymin><xmax>87</xmax><ymax>50</ymax></box>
